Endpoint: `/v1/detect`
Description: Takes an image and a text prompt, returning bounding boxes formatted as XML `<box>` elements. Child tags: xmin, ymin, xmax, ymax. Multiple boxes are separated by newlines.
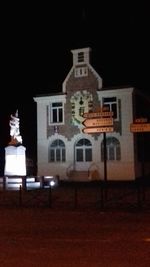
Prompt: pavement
<box><xmin>0</xmin><ymin>182</ymin><xmax>150</xmax><ymax>266</ymax></box>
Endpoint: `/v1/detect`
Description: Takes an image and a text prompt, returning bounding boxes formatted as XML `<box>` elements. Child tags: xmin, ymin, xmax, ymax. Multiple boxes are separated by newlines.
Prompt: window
<box><xmin>49</xmin><ymin>139</ymin><xmax>66</xmax><ymax>162</ymax></box>
<box><xmin>101</xmin><ymin>137</ymin><xmax>121</xmax><ymax>161</ymax></box>
<box><xmin>74</xmin><ymin>67</ymin><xmax>88</xmax><ymax>77</ymax></box>
<box><xmin>103</xmin><ymin>97</ymin><xmax>118</xmax><ymax>119</ymax></box>
<box><xmin>78</xmin><ymin>52</ymin><xmax>84</xmax><ymax>63</ymax></box>
<box><xmin>50</xmin><ymin>102</ymin><xmax>63</xmax><ymax>124</ymax></box>
<box><xmin>75</xmin><ymin>138</ymin><xmax>92</xmax><ymax>162</ymax></box>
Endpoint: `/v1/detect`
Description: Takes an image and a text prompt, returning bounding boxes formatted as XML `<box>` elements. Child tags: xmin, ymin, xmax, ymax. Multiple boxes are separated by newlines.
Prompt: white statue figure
<box><xmin>9</xmin><ymin>110</ymin><xmax>22</xmax><ymax>145</ymax></box>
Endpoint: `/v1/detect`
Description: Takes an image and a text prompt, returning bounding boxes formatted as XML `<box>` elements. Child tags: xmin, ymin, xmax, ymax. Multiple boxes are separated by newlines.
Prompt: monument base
<box><xmin>4</xmin><ymin>145</ymin><xmax>26</xmax><ymax>176</ymax></box>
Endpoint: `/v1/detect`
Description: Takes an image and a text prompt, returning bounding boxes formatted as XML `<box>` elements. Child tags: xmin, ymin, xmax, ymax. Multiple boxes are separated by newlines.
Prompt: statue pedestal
<box><xmin>4</xmin><ymin>145</ymin><xmax>26</xmax><ymax>176</ymax></box>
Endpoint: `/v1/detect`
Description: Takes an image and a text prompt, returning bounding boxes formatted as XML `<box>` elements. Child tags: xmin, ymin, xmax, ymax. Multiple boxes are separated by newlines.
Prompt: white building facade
<box><xmin>34</xmin><ymin>47</ymin><xmax>150</xmax><ymax>181</ymax></box>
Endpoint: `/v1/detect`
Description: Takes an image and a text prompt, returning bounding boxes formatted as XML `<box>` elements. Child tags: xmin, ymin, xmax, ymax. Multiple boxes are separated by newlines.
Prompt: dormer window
<box><xmin>71</xmin><ymin>47</ymin><xmax>91</xmax><ymax>66</ymax></box>
<box><xmin>74</xmin><ymin>67</ymin><xmax>88</xmax><ymax>77</ymax></box>
<box><xmin>78</xmin><ymin>52</ymin><xmax>84</xmax><ymax>63</ymax></box>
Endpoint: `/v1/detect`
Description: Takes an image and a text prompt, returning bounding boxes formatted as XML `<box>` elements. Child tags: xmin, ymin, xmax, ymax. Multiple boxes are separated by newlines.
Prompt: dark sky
<box><xmin>0</xmin><ymin>2</ymin><xmax>150</xmax><ymax>163</ymax></box>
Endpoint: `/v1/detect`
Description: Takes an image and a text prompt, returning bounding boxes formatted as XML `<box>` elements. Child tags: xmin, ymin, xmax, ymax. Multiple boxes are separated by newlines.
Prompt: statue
<box><xmin>9</xmin><ymin>110</ymin><xmax>22</xmax><ymax>145</ymax></box>
<box><xmin>4</xmin><ymin>109</ymin><xmax>26</xmax><ymax>176</ymax></box>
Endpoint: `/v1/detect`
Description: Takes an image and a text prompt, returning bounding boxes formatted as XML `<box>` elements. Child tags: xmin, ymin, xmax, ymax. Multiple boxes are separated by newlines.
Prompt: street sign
<box><xmin>83</xmin><ymin>111</ymin><xmax>114</xmax><ymax>118</ymax></box>
<box><xmin>135</xmin><ymin>118</ymin><xmax>148</xmax><ymax>123</ymax></box>
<box><xmin>82</xmin><ymin>126</ymin><xmax>114</xmax><ymax>134</ymax></box>
<box><xmin>130</xmin><ymin>123</ymin><xmax>150</xmax><ymax>132</ymax></box>
<box><xmin>83</xmin><ymin>117</ymin><xmax>113</xmax><ymax>127</ymax></box>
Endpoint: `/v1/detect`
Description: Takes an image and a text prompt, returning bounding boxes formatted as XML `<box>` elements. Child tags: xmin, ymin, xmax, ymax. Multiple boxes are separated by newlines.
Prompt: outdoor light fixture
<box><xmin>44</xmin><ymin>176</ymin><xmax>58</xmax><ymax>187</ymax></box>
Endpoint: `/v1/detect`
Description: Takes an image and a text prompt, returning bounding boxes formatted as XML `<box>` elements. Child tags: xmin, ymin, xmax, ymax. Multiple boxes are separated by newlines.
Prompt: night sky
<box><xmin>0</xmin><ymin>2</ymin><xmax>149</xmax><ymax>170</ymax></box>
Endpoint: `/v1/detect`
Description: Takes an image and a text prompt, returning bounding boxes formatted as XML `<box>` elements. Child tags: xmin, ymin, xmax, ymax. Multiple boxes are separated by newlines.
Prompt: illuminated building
<box><xmin>34</xmin><ymin>47</ymin><xmax>150</xmax><ymax>181</ymax></box>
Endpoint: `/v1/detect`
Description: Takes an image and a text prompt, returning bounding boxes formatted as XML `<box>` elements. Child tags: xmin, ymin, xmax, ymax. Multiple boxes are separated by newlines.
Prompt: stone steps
<box><xmin>69</xmin><ymin>170</ymin><xmax>89</xmax><ymax>181</ymax></box>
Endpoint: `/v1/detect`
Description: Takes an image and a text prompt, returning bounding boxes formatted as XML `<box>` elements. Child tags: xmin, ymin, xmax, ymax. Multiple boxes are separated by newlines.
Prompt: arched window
<box><xmin>101</xmin><ymin>137</ymin><xmax>121</xmax><ymax>161</ymax></box>
<box><xmin>49</xmin><ymin>139</ymin><xmax>66</xmax><ymax>162</ymax></box>
<box><xmin>75</xmin><ymin>138</ymin><xmax>92</xmax><ymax>162</ymax></box>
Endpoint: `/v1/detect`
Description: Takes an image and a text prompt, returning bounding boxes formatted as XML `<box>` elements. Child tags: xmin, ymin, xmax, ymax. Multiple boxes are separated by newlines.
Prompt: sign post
<box><xmin>82</xmin><ymin>126</ymin><xmax>114</xmax><ymax>134</ymax></box>
<box><xmin>130</xmin><ymin>118</ymin><xmax>150</xmax><ymax>182</ymax></box>
<box><xmin>103</xmin><ymin>132</ymin><xmax>107</xmax><ymax>183</ymax></box>
<box><xmin>82</xmin><ymin>109</ymin><xmax>114</xmax><ymax>184</ymax></box>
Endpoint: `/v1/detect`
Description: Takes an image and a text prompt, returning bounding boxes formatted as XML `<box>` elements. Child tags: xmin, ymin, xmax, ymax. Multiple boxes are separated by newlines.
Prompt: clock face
<box><xmin>70</xmin><ymin>90</ymin><xmax>93</xmax><ymax>125</ymax></box>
